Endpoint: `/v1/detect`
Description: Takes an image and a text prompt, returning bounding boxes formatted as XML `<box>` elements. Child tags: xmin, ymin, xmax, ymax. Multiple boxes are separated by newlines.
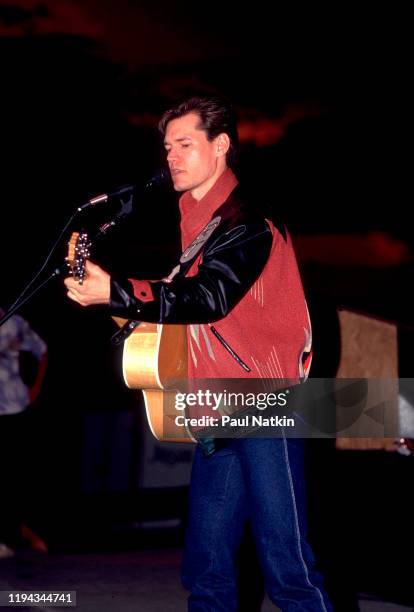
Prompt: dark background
<box><xmin>1</xmin><ymin>1</ymin><xmax>412</xmax><ymax>607</ymax></box>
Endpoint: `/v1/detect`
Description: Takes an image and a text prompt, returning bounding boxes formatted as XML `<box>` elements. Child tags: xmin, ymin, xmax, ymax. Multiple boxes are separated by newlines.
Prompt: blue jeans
<box><xmin>182</xmin><ymin>437</ymin><xmax>332</xmax><ymax>611</ymax></box>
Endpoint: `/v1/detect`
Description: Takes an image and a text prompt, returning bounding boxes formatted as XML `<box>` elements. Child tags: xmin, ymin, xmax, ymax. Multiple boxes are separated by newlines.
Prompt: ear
<box><xmin>216</xmin><ymin>133</ymin><xmax>230</xmax><ymax>158</ymax></box>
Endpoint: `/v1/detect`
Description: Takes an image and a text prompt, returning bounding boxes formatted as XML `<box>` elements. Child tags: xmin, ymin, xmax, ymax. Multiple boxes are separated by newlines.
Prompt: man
<box><xmin>64</xmin><ymin>96</ymin><xmax>332</xmax><ymax>611</ymax></box>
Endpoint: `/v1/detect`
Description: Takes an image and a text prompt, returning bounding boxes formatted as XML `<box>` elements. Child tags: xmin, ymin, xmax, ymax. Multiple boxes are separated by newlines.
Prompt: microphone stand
<box><xmin>0</xmin><ymin>207</ymin><xmax>128</xmax><ymax>329</ymax></box>
<box><xmin>0</xmin><ymin>267</ymin><xmax>64</xmax><ymax>327</ymax></box>
<box><xmin>0</xmin><ymin>170</ymin><xmax>168</xmax><ymax>329</ymax></box>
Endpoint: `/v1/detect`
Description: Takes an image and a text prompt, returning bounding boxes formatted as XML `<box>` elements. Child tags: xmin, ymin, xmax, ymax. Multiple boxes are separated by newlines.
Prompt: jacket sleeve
<box><xmin>108</xmin><ymin>219</ymin><xmax>273</xmax><ymax>324</ymax></box>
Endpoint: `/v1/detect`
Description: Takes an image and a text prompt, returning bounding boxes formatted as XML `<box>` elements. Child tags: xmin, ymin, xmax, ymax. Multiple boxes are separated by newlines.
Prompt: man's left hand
<box><xmin>64</xmin><ymin>260</ymin><xmax>111</xmax><ymax>306</ymax></box>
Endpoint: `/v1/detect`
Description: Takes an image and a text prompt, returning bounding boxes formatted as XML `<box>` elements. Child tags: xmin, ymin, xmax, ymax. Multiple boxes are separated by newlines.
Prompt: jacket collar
<box><xmin>179</xmin><ymin>168</ymin><xmax>238</xmax><ymax>247</ymax></box>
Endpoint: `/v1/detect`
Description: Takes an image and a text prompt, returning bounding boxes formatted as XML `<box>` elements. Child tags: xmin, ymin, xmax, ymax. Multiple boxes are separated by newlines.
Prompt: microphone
<box><xmin>78</xmin><ymin>170</ymin><xmax>170</xmax><ymax>211</ymax></box>
<box><xmin>78</xmin><ymin>184</ymin><xmax>134</xmax><ymax>211</ymax></box>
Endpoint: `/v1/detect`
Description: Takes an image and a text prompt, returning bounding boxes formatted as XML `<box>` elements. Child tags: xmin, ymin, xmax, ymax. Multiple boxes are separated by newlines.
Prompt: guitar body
<box><xmin>117</xmin><ymin>320</ymin><xmax>187</xmax><ymax>389</ymax></box>
<box><xmin>114</xmin><ymin>318</ymin><xmax>194</xmax><ymax>443</ymax></box>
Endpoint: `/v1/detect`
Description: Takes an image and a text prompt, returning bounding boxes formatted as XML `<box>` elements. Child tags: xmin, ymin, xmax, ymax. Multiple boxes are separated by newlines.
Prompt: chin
<box><xmin>173</xmin><ymin>178</ymin><xmax>190</xmax><ymax>192</ymax></box>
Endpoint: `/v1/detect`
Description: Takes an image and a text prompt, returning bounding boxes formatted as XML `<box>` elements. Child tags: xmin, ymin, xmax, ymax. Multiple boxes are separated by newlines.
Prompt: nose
<box><xmin>167</xmin><ymin>148</ymin><xmax>178</xmax><ymax>165</ymax></box>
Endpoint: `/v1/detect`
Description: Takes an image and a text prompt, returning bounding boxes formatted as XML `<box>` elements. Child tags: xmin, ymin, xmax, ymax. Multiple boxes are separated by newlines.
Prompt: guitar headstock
<box><xmin>66</xmin><ymin>231</ymin><xmax>91</xmax><ymax>284</ymax></box>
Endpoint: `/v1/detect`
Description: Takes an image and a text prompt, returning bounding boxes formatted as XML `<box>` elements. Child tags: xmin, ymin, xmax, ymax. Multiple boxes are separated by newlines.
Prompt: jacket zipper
<box><xmin>208</xmin><ymin>324</ymin><xmax>251</xmax><ymax>372</ymax></box>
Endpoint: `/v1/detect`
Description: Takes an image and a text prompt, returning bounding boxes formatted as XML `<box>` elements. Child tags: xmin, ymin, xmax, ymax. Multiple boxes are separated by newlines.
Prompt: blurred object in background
<box><xmin>0</xmin><ymin>308</ymin><xmax>48</xmax><ymax>556</ymax></box>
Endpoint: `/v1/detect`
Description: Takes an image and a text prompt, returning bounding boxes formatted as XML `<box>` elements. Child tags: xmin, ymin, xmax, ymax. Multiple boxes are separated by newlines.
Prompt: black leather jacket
<box><xmin>109</xmin><ymin>187</ymin><xmax>285</xmax><ymax>325</ymax></box>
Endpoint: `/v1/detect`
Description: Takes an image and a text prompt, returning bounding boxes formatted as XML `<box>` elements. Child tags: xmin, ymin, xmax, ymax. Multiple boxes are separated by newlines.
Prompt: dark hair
<box><xmin>158</xmin><ymin>95</ymin><xmax>239</xmax><ymax>169</ymax></box>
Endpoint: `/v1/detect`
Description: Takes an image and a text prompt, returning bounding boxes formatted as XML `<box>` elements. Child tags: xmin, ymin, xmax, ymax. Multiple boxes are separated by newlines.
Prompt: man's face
<box><xmin>164</xmin><ymin>112</ymin><xmax>223</xmax><ymax>195</ymax></box>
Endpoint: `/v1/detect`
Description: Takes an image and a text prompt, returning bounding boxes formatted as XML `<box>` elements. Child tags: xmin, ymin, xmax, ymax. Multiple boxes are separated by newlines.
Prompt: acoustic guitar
<box><xmin>66</xmin><ymin>231</ymin><xmax>193</xmax><ymax>443</ymax></box>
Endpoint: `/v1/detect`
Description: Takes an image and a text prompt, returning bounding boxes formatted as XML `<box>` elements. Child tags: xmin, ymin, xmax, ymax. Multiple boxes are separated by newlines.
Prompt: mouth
<box><xmin>170</xmin><ymin>169</ymin><xmax>184</xmax><ymax>177</ymax></box>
